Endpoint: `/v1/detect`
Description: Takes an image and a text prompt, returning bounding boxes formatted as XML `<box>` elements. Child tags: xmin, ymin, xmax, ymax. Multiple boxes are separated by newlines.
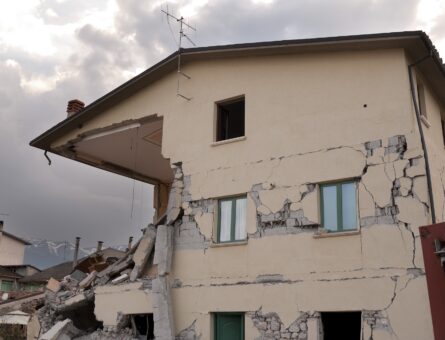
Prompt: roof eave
<box><xmin>30</xmin><ymin>31</ymin><xmax>445</xmax><ymax>151</ymax></box>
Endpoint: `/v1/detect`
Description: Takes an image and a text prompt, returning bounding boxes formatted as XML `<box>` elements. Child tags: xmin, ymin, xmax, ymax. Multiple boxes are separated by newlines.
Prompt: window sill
<box><xmin>313</xmin><ymin>230</ymin><xmax>360</xmax><ymax>239</ymax></box>
<box><xmin>210</xmin><ymin>240</ymin><xmax>248</xmax><ymax>248</ymax></box>
<box><xmin>211</xmin><ymin>136</ymin><xmax>246</xmax><ymax>147</ymax></box>
<box><xmin>420</xmin><ymin>115</ymin><xmax>431</xmax><ymax>128</ymax></box>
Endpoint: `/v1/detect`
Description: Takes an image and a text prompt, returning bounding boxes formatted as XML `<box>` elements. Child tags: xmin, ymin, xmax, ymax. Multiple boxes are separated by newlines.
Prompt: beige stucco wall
<box><xmin>412</xmin><ymin>69</ymin><xmax>445</xmax><ymax>223</ymax></box>
<box><xmin>0</xmin><ymin>233</ymin><xmax>26</xmax><ymax>265</ymax></box>
<box><xmin>54</xmin><ymin>48</ymin><xmax>440</xmax><ymax>339</ymax></box>
<box><xmin>94</xmin><ymin>282</ymin><xmax>152</xmax><ymax>326</ymax></box>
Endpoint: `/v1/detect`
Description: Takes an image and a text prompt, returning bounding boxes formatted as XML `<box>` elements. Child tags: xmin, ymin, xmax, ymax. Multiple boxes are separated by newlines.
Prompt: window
<box><xmin>417</xmin><ymin>82</ymin><xmax>427</xmax><ymax>118</ymax></box>
<box><xmin>214</xmin><ymin>313</ymin><xmax>244</xmax><ymax>340</ymax></box>
<box><xmin>0</xmin><ymin>280</ymin><xmax>13</xmax><ymax>292</ymax></box>
<box><xmin>216</xmin><ymin>96</ymin><xmax>245</xmax><ymax>141</ymax></box>
<box><xmin>217</xmin><ymin>196</ymin><xmax>247</xmax><ymax>243</ymax></box>
<box><xmin>320</xmin><ymin>181</ymin><xmax>358</xmax><ymax>232</ymax></box>
<box><xmin>321</xmin><ymin>312</ymin><xmax>361</xmax><ymax>340</ymax></box>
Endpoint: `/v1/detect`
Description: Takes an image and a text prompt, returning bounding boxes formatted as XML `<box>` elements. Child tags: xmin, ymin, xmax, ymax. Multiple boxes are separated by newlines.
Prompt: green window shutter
<box><xmin>215</xmin><ymin>313</ymin><xmax>244</xmax><ymax>340</ymax></box>
<box><xmin>1</xmin><ymin>280</ymin><xmax>13</xmax><ymax>292</ymax></box>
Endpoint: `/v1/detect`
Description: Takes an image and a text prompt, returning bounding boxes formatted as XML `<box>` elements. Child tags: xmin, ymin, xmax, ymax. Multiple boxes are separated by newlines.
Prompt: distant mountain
<box><xmin>24</xmin><ymin>239</ymin><xmax>126</xmax><ymax>270</ymax></box>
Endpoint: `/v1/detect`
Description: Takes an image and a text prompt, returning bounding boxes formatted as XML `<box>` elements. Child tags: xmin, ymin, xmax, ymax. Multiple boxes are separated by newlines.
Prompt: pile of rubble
<box><xmin>36</xmin><ymin>164</ymin><xmax>183</xmax><ymax>339</ymax></box>
<box><xmin>36</xmin><ymin>224</ymin><xmax>158</xmax><ymax>339</ymax></box>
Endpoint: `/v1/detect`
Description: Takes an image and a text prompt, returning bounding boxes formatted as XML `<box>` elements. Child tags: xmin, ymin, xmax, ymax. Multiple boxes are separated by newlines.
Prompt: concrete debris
<box><xmin>46</xmin><ymin>278</ymin><xmax>62</xmax><ymax>293</ymax></box>
<box><xmin>70</xmin><ymin>270</ymin><xmax>88</xmax><ymax>282</ymax></box>
<box><xmin>130</xmin><ymin>224</ymin><xmax>156</xmax><ymax>281</ymax></box>
<box><xmin>111</xmin><ymin>273</ymin><xmax>129</xmax><ymax>285</ymax></box>
<box><xmin>33</xmin><ymin>163</ymin><xmax>185</xmax><ymax>339</ymax></box>
<box><xmin>39</xmin><ymin>318</ymin><xmax>83</xmax><ymax>340</ymax></box>
<box><xmin>79</xmin><ymin>271</ymin><xmax>97</xmax><ymax>289</ymax></box>
<box><xmin>154</xmin><ymin>225</ymin><xmax>174</xmax><ymax>276</ymax></box>
<box><xmin>152</xmin><ymin>276</ymin><xmax>175</xmax><ymax>340</ymax></box>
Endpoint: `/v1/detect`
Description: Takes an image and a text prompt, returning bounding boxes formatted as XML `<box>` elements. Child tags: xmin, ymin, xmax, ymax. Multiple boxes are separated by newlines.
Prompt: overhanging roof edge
<box><xmin>30</xmin><ymin>30</ymin><xmax>444</xmax><ymax>150</ymax></box>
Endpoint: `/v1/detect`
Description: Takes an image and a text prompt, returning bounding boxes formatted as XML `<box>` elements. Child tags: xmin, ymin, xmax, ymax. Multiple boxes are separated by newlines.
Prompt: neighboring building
<box><xmin>2</xmin><ymin>265</ymin><xmax>41</xmax><ymax>278</ymax></box>
<box><xmin>19</xmin><ymin>247</ymin><xmax>125</xmax><ymax>290</ymax></box>
<box><xmin>18</xmin><ymin>261</ymin><xmax>73</xmax><ymax>291</ymax></box>
<box><xmin>30</xmin><ymin>31</ymin><xmax>445</xmax><ymax>340</ymax></box>
<box><xmin>0</xmin><ymin>221</ymin><xmax>31</xmax><ymax>266</ymax></box>
<box><xmin>0</xmin><ymin>266</ymin><xmax>21</xmax><ymax>292</ymax></box>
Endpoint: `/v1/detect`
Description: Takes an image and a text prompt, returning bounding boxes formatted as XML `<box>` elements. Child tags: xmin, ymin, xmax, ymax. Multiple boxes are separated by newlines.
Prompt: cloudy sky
<box><xmin>0</xmin><ymin>0</ymin><xmax>444</xmax><ymax>248</ymax></box>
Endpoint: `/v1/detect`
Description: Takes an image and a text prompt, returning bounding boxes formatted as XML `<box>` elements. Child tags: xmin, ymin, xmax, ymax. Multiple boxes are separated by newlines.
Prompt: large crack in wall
<box><xmin>175</xmin><ymin>134</ymin><xmax>430</xmax><ymax>253</ymax></box>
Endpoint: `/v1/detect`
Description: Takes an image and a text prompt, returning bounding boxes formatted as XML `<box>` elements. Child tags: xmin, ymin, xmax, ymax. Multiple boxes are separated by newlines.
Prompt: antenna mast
<box><xmin>161</xmin><ymin>6</ymin><xmax>196</xmax><ymax>101</ymax></box>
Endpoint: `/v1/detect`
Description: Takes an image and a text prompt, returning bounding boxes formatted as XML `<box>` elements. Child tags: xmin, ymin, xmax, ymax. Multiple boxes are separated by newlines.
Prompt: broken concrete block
<box><xmin>152</xmin><ymin>276</ymin><xmax>175</xmax><ymax>340</ymax></box>
<box><xmin>46</xmin><ymin>278</ymin><xmax>61</xmax><ymax>293</ymax></box>
<box><xmin>130</xmin><ymin>225</ymin><xmax>156</xmax><ymax>281</ymax></box>
<box><xmin>154</xmin><ymin>225</ymin><xmax>174</xmax><ymax>276</ymax></box>
<box><xmin>79</xmin><ymin>270</ymin><xmax>97</xmax><ymax>289</ymax></box>
<box><xmin>111</xmin><ymin>273</ymin><xmax>129</xmax><ymax>284</ymax></box>
<box><xmin>70</xmin><ymin>269</ymin><xmax>87</xmax><ymax>282</ymax></box>
<box><xmin>166</xmin><ymin>189</ymin><xmax>182</xmax><ymax>225</ymax></box>
<box><xmin>56</xmin><ymin>290</ymin><xmax>94</xmax><ymax>313</ymax></box>
<box><xmin>39</xmin><ymin>319</ymin><xmax>83</xmax><ymax>340</ymax></box>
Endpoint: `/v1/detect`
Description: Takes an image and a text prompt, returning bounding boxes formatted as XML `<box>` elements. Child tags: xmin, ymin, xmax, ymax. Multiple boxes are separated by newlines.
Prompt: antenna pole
<box><xmin>161</xmin><ymin>7</ymin><xmax>196</xmax><ymax>101</ymax></box>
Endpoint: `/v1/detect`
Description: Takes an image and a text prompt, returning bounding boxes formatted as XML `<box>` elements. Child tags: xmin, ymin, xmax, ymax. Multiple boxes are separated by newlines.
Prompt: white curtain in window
<box><xmin>342</xmin><ymin>183</ymin><xmax>357</xmax><ymax>230</ymax></box>
<box><xmin>235</xmin><ymin>197</ymin><xmax>247</xmax><ymax>240</ymax></box>
<box><xmin>323</xmin><ymin>185</ymin><xmax>338</xmax><ymax>231</ymax></box>
<box><xmin>220</xmin><ymin>200</ymin><xmax>232</xmax><ymax>242</ymax></box>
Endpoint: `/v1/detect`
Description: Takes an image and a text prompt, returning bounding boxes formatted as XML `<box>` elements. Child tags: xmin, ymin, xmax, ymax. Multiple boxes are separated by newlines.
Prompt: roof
<box><xmin>2</xmin><ymin>264</ymin><xmax>41</xmax><ymax>272</ymax></box>
<box><xmin>0</xmin><ymin>266</ymin><xmax>21</xmax><ymax>279</ymax></box>
<box><xmin>30</xmin><ymin>31</ymin><xmax>445</xmax><ymax>151</ymax></box>
<box><xmin>18</xmin><ymin>261</ymin><xmax>73</xmax><ymax>283</ymax></box>
<box><xmin>1</xmin><ymin>230</ymin><xmax>31</xmax><ymax>246</ymax></box>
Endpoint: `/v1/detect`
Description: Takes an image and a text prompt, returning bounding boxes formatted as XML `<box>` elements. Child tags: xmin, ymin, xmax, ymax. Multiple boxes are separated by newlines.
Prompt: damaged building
<box><xmin>29</xmin><ymin>31</ymin><xmax>445</xmax><ymax>339</ymax></box>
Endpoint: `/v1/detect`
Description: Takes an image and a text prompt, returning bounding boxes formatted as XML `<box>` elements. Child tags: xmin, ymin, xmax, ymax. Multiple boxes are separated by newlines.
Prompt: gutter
<box><xmin>408</xmin><ymin>52</ymin><xmax>436</xmax><ymax>224</ymax></box>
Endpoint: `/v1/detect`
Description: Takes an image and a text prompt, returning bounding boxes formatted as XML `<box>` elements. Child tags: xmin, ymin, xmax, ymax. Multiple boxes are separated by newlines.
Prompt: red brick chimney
<box><xmin>66</xmin><ymin>99</ymin><xmax>85</xmax><ymax>117</ymax></box>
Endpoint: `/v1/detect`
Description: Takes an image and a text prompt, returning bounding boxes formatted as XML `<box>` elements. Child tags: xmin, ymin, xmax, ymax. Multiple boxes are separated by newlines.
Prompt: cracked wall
<box><xmin>169</xmin><ymin>132</ymin><xmax>434</xmax><ymax>340</ymax></box>
<box><xmin>47</xmin><ymin>49</ymin><xmax>441</xmax><ymax>339</ymax></box>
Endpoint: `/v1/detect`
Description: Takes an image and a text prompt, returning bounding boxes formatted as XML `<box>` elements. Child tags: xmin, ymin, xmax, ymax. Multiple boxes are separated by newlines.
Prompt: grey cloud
<box><xmin>0</xmin><ymin>0</ymin><xmax>443</xmax><ymax>249</ymax></box>
<box><xmin>35</xmin><ymin>0</ymin><xmax>109</xmax><ymax>25</ymax></box>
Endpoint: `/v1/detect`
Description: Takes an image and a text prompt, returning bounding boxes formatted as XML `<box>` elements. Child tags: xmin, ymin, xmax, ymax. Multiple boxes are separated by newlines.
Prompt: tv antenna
<box><xmin>161</xmin><ymin>5</ymin><xmax>196</xmax><ymax>101</ymax></box>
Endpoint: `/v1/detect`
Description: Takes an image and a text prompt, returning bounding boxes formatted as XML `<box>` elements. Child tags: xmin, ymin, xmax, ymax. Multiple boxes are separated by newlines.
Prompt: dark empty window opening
<box><xmin>216</xmin><ymin>97</ymin><xmax>245</xmax><ymax>141</ymax></box>
<box><xmin>321</xmin><ymin>312</ymin><xmax>361</xmax><ymax>340</ymax></box>
<box><xmin>131</xmin><ymin>314</ymin><xmax>154</xmax><ymax>340</ymax></box>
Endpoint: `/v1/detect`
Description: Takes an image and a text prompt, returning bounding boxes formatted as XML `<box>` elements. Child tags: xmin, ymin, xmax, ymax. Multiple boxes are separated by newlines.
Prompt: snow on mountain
<box><xmin>24</xmin><ymin>239</ymin><xmax>124</xmax><ymax>270</ymax></box>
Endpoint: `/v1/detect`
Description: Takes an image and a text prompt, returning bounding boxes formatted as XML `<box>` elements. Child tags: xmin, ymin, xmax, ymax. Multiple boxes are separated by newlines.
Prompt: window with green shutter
<box><xmin>217</xmin><ymin>196</ymin><xmax>247</xmax><ymax>243</ymax></box>
<box><xmin>320</xmin><ymin>181</ymin><xmax>358</xmax><ymax>232</ymax></box>
<box><xmin>214</xmin><ymin>313</ymin><xmax>244</xmax><ymax>340</ymax></box>
<box><xmin>1</xmin><ymin>280</ymin><xmax>14</xmax><ymax>292</ymax></box>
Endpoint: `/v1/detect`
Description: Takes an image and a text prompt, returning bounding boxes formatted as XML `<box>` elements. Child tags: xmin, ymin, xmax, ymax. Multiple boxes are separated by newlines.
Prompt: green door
<box><xmin>215</xmin><ymin>313</ymin><xmax>244</xmax><ymax>340</ymax></box>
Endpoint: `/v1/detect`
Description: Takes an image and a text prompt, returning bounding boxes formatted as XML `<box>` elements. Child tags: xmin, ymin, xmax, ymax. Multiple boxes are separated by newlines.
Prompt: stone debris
<box><xmin>79</xmin><ymin>271</ymin><xmax>97</xmax><ymax>289</ymax></box>
<box><xmin>129</xmin><ymin>224</ymin><xmax>156</xmax><ymax>281</ymax></box>
<box><xmin>111</xmin><ymin>273</ymin><xmax>129</xmax><ymax>285</ymax></box>
<box><xmin>46</xmin><ymin>278</ymin><xmax>62</xmax><ymax>293</ymax></box>
<box><xmin>39</xmin><ymin>319</ymin><xmax>83</xmax><ymax>340</ymax></box>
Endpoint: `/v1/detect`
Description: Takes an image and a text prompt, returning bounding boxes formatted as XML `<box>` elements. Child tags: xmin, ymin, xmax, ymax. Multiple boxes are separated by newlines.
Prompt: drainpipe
<box><xmin>73</xmin><ymin>237</ymin><xmax>81</xmax><ymax>269</ymax></box>
<box><xmin>408</xmin><ymin>52</ymin><xmax>436</xmax><ymax>224</ymax></box>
